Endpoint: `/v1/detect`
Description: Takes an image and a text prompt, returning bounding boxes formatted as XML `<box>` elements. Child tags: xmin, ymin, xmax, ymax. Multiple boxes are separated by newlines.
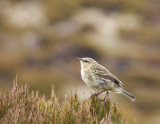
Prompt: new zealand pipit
<box><xmin>76</xmin><ymin>57</ymin><xmax>135</xmax><ymax>102</ymax></box>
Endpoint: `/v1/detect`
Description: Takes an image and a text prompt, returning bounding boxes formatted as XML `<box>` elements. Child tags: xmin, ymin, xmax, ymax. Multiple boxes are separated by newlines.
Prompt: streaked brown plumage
<box><xmin>76</xmin><ymin>57</ymin><xmax>135</xmax><ymax>102</ymax></box>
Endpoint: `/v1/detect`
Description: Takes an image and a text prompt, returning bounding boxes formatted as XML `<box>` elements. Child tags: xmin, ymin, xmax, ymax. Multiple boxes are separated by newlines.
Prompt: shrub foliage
<box><xmin>0</xmin><ymin>81</ymin><xmax>124</xmax><ymax>124</ymax></box>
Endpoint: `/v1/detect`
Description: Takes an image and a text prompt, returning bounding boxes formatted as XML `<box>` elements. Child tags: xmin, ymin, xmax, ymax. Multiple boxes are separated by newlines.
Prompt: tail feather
<box><xmin>121</xmin><ymin>89</ymin><xmax>136</xmax><ymax>102</ymax></box>
<box><xmin>113</xmin><ymin>88</ymin><xmax>136</xmax><ymax>102</ymax></box>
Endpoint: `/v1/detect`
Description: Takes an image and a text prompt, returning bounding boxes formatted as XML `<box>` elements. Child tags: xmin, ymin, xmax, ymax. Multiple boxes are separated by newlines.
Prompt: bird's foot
<box><xmin>90</xmin><ymin>93</ymin><xmax>98</xmax><ymax>99</ymax></box>
<box><xmin>90</xmin><ymin>93</ymin><xmax>99</xmax><ymax>102</ymax></box>
<box><xmin>102</xmin><ymin>91</ymin><xmax>109</xmax><ymax>102</ymax></box>
<box><xmin>90</xmin><ymin>90</ymin><xmax>108</xmax><ymax>102</ymax></box>
<box><xmin>91</xmin><ymin>90</ymin><xmax>106</xmax><ymax>97</ymax></box>
<box><xmin>96</xmin><ymin>98</ymin><xmax>104</xmax><ymax>102</ymax></box>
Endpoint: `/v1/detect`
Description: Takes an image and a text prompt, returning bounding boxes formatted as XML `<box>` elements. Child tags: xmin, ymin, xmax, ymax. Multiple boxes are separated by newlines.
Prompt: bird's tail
<box><xmin>121</xmin><ymin>89</ymin><xmax>136</xmax><ymax>102</ymax></box>
<box><xmin>113</xmin><ymin>88</ymin><xmax>136</xmax><ymax>102</ymax></box>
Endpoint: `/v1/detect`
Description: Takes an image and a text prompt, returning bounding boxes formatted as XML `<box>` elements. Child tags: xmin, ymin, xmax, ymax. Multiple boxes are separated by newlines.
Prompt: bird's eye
<box><xmin>83</xmin><ymin>60</ymin><xmax>89</xmax><ymax>62</ymax></box>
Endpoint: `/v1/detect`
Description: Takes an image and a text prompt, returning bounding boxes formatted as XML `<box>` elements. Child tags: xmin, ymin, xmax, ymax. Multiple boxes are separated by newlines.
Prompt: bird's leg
<box><xmin>103</xmin><ymin>91</ymin><xmax>109</xmax><ymax>101</ymax></box>
<box><xmin>90</xmin><ymin>90</ymin><xmax>106</xmax><ymax>100</ymax></box>
<box><xmin>95</xmin><ymin>90</ymin><xmax>106</xmax><ymax>96</ymax></box>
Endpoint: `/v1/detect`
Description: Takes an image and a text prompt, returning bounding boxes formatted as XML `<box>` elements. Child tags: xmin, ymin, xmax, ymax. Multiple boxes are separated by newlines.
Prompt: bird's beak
<box><xmin>75</xmin><ymin>57</ymin><xmax>82</xmax><ymax>61</ymax></box>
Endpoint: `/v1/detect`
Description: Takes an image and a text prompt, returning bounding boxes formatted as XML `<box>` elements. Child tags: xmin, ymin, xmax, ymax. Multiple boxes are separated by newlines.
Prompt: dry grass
<box><xmin>0</xmin><ymin>79</ymin><xmax>126</xmax><ymax>124</ymax></box>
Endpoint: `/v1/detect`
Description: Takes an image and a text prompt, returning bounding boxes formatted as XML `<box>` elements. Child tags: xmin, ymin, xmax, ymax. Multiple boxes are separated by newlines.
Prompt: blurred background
<box><xmin>0</xmin><ymin>0</ymin><xmax>160</xmax><ymax>123</ymax></box>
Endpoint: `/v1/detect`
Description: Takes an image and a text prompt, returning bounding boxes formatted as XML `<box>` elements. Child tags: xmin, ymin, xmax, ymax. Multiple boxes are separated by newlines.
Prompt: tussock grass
<box><xmin>0</xmin><ymin>81</ymin><xmax>125</xmax><ymax>124</ymax></box>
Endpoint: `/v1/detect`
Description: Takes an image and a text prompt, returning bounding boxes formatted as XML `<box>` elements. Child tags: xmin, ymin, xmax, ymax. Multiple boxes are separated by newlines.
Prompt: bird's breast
<box><xmin>81</xmin><ymin>68</ymin><xmax>100</xmax><ymax>88</ymax></box>
<box><xmin>81</xmin><ymin>69</ymin><xmax>93</xmax><ymax>86</ymax></box>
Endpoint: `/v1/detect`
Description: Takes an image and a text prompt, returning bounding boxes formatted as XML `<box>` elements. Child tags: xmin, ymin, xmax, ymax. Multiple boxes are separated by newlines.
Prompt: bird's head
<box><xmin>76</xmin><ymin>57</ymin><xmax>97</xmax><ymax>68</ymax></box>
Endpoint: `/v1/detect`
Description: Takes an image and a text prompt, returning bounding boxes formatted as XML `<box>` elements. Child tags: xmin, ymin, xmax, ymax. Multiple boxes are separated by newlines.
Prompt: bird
<box><xmin>76</xmin><ymin>57</ymin><xmax>136</xmax><ymax>102</ymax></box>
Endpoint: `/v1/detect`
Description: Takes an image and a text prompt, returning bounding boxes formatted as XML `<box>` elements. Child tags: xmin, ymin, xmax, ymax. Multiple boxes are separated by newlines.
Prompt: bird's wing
<box><xmin>95</xmin><ymin>73</ymin><xmax>123</xmax><ymax>87</ymax></box>
<box><xmin>92</xmin><ymin>65</ymin><xmax>123</xmax><ymax>87</ymax></box>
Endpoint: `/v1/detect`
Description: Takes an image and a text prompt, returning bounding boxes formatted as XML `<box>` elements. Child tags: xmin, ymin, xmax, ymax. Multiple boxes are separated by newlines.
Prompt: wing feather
<box><xmin>91</xmin><ymin>65</ymin><xmax>123</xmax><ymax>87</ymax></box>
